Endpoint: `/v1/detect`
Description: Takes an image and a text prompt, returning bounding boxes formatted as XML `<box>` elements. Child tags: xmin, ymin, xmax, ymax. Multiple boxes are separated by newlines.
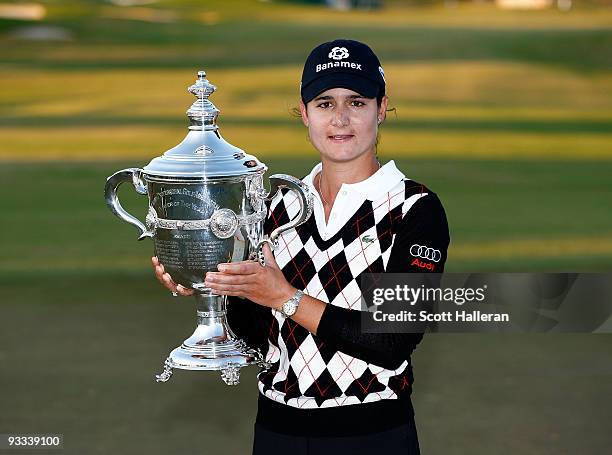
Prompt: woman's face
<box><xmin>300</xmin><ymin>87</ymin><xmax>388</xmax><ymax>164</ymax></box>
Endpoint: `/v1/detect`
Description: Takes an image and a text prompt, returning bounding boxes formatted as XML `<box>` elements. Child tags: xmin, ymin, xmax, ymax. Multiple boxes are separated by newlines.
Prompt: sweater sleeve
<box><xmin>226</xmin><ymin>296</ymin><xmax>271</xmax><ymax>354</ymax></box>
<box><xmin>315</xmin><ymin>192</ymin><xmax>450</xmax><ymax>370</ymax></box>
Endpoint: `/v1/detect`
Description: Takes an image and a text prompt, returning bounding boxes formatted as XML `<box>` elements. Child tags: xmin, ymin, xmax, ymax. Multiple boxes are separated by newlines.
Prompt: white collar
<box><xmin>302</xmin><ymin>160</ymin><xmax>407</xmax><ymax>240</ymax></box>
<box><xmin>304</xmin><ymin>160</ymin><xmax>406</xmax><ymax>201</ymax></box>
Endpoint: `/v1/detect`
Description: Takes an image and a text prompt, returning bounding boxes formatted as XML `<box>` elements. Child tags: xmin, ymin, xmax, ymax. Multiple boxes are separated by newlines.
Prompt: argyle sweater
<box><xmin>227</xmin><ymin>176</ymin><xmax>450</xmax><ymax>436</ymax></box>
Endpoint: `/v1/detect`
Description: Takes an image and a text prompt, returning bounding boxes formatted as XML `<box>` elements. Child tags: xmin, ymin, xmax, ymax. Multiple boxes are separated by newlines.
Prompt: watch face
<box><xmin>283</xmin><ymin>301</ymin><xmax>297</xmax><ymax>316</ymax></box>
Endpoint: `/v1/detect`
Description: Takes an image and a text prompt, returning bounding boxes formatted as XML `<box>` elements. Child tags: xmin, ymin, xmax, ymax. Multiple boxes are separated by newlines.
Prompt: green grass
<box><xmin>3</xmin><ymin>24</ymin><xmax>611</xmax><ymax>71</ymax></box>
<box><xmin>1</xmin><ymin>1</ymin><xmax>611</xmax><ymax>453</ymax></box>
<box><xmin>1</xmin><ymin>3</ymin><xmax>611</xmax><ymax>162</ymax></box>
<box><xmin>1</xmin><ymin>63</ymin><xmax>611</xmax><ymax>160</ymax></box>
<box><xmin>1</xmin><ymin>276</ymin><xmax>611</xmax><ymax>454</ymax></box>
<box><xmin>2</xmin><ymin>159</ymin><xmax>612</xmax><ymax>273</ymax></box>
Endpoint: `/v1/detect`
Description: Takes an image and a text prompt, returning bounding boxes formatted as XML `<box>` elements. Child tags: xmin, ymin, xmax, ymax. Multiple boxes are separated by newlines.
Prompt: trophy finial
<box><xmin>187</xmin><ymin>70</ymin><xmax>219</xmax><ymax>130</ymax></box>
<box><xmin>188</xmin><ymin>70</ymin><xmax>216</xmax><ymax>99</ymax></box>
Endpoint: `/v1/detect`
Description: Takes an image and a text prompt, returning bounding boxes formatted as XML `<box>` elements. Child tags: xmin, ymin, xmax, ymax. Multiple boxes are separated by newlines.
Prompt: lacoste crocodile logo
<box><xmin>361</xmin><ymin>234</ymin><xmax>376</xmax><ymax>244</ymax></box>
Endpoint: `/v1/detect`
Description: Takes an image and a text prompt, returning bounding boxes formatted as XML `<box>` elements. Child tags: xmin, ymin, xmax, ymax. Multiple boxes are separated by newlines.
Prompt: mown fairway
<box><xmin>1</xmin><ymin>1</ymin><xmax>611</xmax><ymax>454</ymax></box>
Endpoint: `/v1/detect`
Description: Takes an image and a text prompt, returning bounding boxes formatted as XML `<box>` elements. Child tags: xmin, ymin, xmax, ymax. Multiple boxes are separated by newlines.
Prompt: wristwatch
<box><xmin>279</xmin><ymin>289</ymin><xmax>304</xmax><ymax>318</ymax></box>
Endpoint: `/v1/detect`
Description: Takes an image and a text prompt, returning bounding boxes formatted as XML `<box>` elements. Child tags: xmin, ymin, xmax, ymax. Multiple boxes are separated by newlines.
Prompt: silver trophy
<box><xmin>104</xmin><ymin>71</ymin><xmax>313</xmax><ymax>385</ymax></box>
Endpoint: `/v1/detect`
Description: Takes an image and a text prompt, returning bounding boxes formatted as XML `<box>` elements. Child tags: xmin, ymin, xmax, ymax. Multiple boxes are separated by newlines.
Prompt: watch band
<box><xmin>280</xmin><ymin>289</ymin><xmax>304</xmax><ymax>318</ymax></box>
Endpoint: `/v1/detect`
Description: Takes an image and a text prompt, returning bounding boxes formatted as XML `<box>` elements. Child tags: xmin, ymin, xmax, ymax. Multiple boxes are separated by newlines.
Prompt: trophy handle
<box><xmin>104</xmin><ymin>168</ymin><xmax>153</xmax><ymax>241</ymax></box>
<box><xmin>256</xmin><ymin>174</ymin><xmax>313</xmax><ymax>265</ymax></box>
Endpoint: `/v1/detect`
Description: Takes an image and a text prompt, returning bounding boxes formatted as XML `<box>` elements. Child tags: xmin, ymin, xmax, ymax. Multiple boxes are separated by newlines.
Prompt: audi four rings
<box><xmin>409</xmin><ymin>244</ymin><xmax>441</xmax><ymax>263</ymax></box>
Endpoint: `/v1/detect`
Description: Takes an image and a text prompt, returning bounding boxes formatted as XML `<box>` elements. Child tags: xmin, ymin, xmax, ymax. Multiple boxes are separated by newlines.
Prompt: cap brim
<box><xmin>301</xmin><ymin>73</ymin><xmax>379</xmax><ymax>104</ymax></box>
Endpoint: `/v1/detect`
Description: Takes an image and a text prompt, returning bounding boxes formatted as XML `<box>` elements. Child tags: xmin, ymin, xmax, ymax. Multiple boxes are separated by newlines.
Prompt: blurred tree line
<box><xmin>282</xmin><ymin>0</ymin><xmax>612</xmax><ymax>8</ymax></box>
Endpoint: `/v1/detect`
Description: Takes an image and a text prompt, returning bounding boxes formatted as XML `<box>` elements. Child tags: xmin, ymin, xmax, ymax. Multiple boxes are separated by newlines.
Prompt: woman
<box><xmin>153</xmin><ymin>39</ymin><xmax>450</xmax><ymax>454</ymax></box>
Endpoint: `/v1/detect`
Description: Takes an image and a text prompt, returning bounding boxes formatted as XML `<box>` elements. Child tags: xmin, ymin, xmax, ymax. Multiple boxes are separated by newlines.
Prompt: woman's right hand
<box><xmin>151</xmin><ymin>256</ymin><xmax>194</xmax><ymax>297</ymax></box>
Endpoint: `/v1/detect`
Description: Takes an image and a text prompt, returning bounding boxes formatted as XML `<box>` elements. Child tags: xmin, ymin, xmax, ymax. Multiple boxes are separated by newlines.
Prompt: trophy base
<box><xmin>155</xmin><ymin>294</ymin><xmax>268</xmax><ymax>385</ymax></box>
<box><xmin>155</xmin><ymin>341</ymin><xmax>261</xmax><ymax>385</ymax></box>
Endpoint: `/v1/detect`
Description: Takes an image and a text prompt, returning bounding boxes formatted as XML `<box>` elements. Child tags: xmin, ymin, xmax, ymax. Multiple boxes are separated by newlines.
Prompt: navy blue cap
<box><xmin>300</xmin><ymin>39</ymin><xmax>386</xmax><ymax>104</ymax></box>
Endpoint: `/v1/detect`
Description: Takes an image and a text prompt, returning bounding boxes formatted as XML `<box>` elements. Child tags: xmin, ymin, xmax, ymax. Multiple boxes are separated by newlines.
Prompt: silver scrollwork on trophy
<box><xmin>104</xmin><ymin>71</ymin><xmax>313</xmax><ymax>385</ymax></box>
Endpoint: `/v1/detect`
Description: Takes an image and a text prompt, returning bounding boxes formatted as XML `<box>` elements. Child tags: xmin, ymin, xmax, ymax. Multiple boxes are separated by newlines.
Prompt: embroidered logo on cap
<box><xmin>328</xmin><ymin>46</ymin><xmax>349</xmax><ymax>60</ymax></box>
<box><xmin>316</xmin><ymin>61</ymin><xmax>362</xmax><ymax>73</ymax></box>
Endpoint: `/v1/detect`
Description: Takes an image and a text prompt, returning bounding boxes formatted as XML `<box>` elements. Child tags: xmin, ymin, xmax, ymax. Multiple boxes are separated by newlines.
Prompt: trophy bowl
<box><xmin>104</xmin><ymin>71</ymin><xmax>312</xmax><ymax>385</ymax></box>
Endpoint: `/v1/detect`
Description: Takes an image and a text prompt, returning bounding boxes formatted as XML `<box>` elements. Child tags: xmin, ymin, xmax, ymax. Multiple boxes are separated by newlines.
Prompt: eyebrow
<box><xmin>313</xmin><ymin>94</ymin><xmax>367</xmax><ymax>102</ymax></box>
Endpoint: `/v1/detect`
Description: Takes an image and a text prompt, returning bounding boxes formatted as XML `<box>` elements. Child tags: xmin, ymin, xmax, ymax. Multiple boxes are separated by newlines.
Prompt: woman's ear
<box><xmin>378</xmin><ymin>95</ymin><xmax>389</xmax><ymax>123</ymax></box>
<box><xmin>299</xmin><ymin>101</ymin><xmax>309</xmax><ymax>127</ymax></box>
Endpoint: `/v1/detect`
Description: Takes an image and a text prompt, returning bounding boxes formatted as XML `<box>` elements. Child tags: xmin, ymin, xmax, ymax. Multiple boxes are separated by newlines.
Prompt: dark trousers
<box><xmin>252</xmin><ymin>419</ymin><xmax>421</xmax><ymax>455</ymax></box>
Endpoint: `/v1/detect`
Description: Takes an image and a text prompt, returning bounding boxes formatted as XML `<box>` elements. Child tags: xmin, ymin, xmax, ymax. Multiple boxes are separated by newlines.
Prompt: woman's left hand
<box><xmin>204</xmin><ymin>243</ymin><xmax>296</xmax><ymax>309</ymax></box>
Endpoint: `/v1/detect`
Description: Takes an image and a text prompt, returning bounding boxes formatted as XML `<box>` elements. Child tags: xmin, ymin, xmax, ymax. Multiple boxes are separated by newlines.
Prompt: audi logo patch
<box><xmin>410</xmin><ymin>244</ymin><xmax>441</xmax><ymax>263</ymax></box>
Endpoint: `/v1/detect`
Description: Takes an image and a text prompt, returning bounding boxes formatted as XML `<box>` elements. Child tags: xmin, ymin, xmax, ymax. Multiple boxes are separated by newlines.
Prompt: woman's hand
<box><xmin>151</xmin><ymin>256</ymin><xmax>194</xmax><ymax>297</ymax></box>
<box><xmin>204</xmin><ymin>244</ymin><xmax>296</xmax><ymax>309</ymax></box>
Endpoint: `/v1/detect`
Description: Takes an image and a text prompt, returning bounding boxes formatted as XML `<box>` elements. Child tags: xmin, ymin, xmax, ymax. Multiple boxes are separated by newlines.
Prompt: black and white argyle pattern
<box><xmin>257</xmin><ymin>179</ymin><xmax>430</xmax><ymax>409</ymax></box>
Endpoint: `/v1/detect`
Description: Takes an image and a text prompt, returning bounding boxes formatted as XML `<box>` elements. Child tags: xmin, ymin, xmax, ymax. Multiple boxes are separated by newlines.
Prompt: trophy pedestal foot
<box><xmin>220</xmin><ymin>363</ymin><xmax>241</xmax><ymax>385</ymax></box>
<box><xmin>155</xmin><ymin>358</ymin><xmax>174</xmax><ymax>383</ymax></box>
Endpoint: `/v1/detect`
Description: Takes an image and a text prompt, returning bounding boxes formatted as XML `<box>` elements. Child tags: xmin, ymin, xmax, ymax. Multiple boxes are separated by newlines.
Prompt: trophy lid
<box><xmin>142</xmin><ymin>71</ymin><xmax>266</xmax><ymax>180</ymax></box>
